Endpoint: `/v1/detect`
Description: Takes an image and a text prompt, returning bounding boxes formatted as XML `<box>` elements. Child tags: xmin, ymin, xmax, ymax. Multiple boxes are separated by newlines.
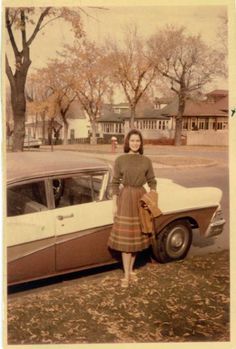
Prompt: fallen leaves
<box><xmin>7</xmin><ymin>250</ymin><xmax>230</xmax><ymax>344</ymax></box>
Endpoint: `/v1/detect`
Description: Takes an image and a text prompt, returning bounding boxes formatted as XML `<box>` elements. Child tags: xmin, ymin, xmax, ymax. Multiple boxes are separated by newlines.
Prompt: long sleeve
<box><xmin>111</xmin><ymin>158</ymin><xmax>122</xmax><ymax>195</ymax></box>
<box><xmin>146</xmin><ymin>159</ymin><xmax>157</xmax><ymax>191</ymax></box>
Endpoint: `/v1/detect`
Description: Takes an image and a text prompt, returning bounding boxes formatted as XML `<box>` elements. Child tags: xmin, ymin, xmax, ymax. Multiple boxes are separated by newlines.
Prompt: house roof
<box><xmin>98</xmin><ymin>105</ymin><xmax>170</xmax><ymax>122</ymax></box>
<box><xmin>206</xmin><ymin>90</ymin><xmax>228</xmax><ymax>97</ymax></box>
<box><xmin>26</xmin><ymin>120</ymin><xmax>62</xmax><ymax>128</ymax></box>
<box><xmin>161</xmin><ymin>97</ymin><xmax>228</xmax><ymax>117</ymax></box>
<box><xmin>215</xmin><ymin>95</ymin><xmax>228</xmax><ymax>112</ymax></box>
<box><xmin>66</xmin><ymin>101</ymin><xmax>86</xmax><ymax>119</ymax></box>
<box><xmin>98</xmin><ymin>110</ymin><xmax>125</xmax><ymax>122</ymax></box>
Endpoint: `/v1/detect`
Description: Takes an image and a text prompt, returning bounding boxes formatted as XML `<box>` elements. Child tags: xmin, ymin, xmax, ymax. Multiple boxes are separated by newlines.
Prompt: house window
<box><xmin>158</xmin><ymin>121</ymin><xmax>161</xmax><ymax>130</ymax></box>
<box><xmin>199</xmin><ymin>122</ymin><xmax>204</xmax><ymax>130</ymax></box>
<box><xmin>223</xmin><ymin>122</ymin><xmax>228</xmax><ymax>129</ymax></box>
<box><xmin>217</xmin><ymin>122</ymin><xmax>223</xmax><ymax>130</ymax></box>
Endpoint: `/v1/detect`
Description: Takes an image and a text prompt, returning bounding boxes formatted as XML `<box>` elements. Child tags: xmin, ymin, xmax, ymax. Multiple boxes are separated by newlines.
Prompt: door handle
<box><xmin>57</xmin><ymin>213</ymin><xmax>74</xmax><ymax>221</ymax></box>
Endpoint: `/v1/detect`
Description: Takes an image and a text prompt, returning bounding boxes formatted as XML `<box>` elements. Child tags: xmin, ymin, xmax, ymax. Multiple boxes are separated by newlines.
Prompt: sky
<box><xmin>5</xmin><ymin>4</ymin><xmax>228</xmax><ymax>100</ymax></box>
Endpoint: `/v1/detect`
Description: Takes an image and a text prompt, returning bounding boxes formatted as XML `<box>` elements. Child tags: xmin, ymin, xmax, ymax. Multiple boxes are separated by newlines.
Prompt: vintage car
<box><xmin>6</xmin><ymin>151</ymin><xmax>225</xmax><ymax>285</ymax></box>
<box><xmin>24</xmin><ymin>135</ymin><xmax>42</xmax><ymax>149</ymax></box>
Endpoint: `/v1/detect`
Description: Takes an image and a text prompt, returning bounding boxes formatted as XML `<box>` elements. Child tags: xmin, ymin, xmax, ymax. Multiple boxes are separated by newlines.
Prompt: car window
<box><xmin>7</xmin><ymin>181</ymin><xmax>48</xmax><ymax>217</ymax></box>
<box><xmin>52</xmin><ymin>173</ymin><xmax>106</xmax><ymax>208</ymax></box>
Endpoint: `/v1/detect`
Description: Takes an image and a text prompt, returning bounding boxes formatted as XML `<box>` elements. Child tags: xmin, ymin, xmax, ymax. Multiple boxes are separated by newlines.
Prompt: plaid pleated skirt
<box><xmin>108</xmin><ymin>186</ymin><xmax>151</xmax><ymax>253</ymax></box>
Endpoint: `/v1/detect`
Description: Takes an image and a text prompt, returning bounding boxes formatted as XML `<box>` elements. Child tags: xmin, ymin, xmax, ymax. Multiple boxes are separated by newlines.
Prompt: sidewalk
<box><xmin>41</xmin><ymin>144</ymin><xmax>220</xmax><ymax>168</ymax></box>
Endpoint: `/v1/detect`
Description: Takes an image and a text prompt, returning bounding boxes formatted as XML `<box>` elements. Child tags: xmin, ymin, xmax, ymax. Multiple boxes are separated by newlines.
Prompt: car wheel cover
<box><xmin>165</xmin><ymin>225</ymin><xmax>190</xmax><ymax>258</ymax></box>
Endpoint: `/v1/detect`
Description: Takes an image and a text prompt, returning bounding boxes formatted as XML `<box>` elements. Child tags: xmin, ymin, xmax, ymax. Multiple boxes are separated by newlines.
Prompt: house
<box><xmin>97</xmin><ymin>101</ymin><xmax>173</xmax><ymax>143</ymax></box>
<box><xmin>25</xmin><ymin>101</ymin><xmax>90</xmax><ymax>144</ymax></box>
<box><xmin>161</xmin><ymin>90</ymin><xmax>228</xmax><ymax>131</ymax></box>
<box><xmin>64</xmin><ymin>102</ymin><xmax>90</xmax><ymax>142</ymax></box>
<box><xmin>159</xmin><ymin>90</ymin><xmax>228</xmax><ymax>145</ymax></box>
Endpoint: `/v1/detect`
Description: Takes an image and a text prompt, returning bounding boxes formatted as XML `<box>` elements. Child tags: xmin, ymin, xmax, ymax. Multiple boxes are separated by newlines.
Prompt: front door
<box><xmin>50</xmin><ymin>171</ymin><xmax>114</xmax><ymax>271</ymax></box>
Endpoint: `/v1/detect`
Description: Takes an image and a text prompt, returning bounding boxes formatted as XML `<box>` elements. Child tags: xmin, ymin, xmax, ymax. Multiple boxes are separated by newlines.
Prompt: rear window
<box><xmin>7</xmin><ymin>181</ymin><xmax>48</xmax><ymax>217</ymax></box>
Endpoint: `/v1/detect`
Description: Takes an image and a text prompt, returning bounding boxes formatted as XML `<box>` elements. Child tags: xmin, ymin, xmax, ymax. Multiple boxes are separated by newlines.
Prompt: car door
<box><xmin>50</xmin><ymin>170</ymin><xmax>114</xmax><ymax>271</ymax></box>
<box><xmin>7</xmin><ymin>179</ymin><xmax>56</xmax><ymax>285</ymax></box>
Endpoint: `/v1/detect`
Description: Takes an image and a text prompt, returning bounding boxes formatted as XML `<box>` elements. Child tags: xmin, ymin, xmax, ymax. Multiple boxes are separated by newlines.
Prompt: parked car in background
<box><xmin>23</xmin><ymin>135</ymin><xmax>42</xmax><ymax>148</ymax></box>
<box><xmin>6</xmin><ymin>151</ymin><xmax>225</xmax><ymax>285</ymax></box>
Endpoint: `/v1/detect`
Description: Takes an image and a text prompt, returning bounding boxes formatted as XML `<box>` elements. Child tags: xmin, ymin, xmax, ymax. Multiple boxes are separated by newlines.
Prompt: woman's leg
<box><xmin>122</xmin><ymin>252</ymin><xmax>132</xmax><ymax>281</ymax></box>
<box><xmin>129</xmin><ymin>253</ymin><xmax>136</xmax><ymax>274</ymax></box>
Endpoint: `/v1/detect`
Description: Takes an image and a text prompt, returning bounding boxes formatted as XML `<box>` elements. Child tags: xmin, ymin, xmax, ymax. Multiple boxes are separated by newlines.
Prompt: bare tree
<box><xmin>107</xmin><ymin>25</ymin><xmax>156</xmax><ymax>129</ymax></box>
<box><xmin>5</xmin><ymin>7</ymin><xmax>83</xmax><ymax>151</ymax></box>
<box><xmin>63</xmin><ymin>40</ymin><xmax>112</xmax><ymax>144</ymax></box>
<box><xmin>148</xmin><ymin>25</ymin><xmax>223</xmax><ymax>145</ymax></box>
<box><xmin>33</xmin><ymin>60</ymin><xmax>78</xmax><ymax>144</ymax></box>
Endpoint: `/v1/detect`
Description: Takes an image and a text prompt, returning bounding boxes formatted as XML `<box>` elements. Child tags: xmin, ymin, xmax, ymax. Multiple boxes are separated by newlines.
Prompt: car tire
<box><xmin>152</xmin><ymin>219</ymin><xmax>192</xmax><ymax>263</ymax></box>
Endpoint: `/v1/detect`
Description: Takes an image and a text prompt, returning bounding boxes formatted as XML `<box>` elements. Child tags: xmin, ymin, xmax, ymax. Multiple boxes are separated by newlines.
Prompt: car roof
<box><xmin>7</xmin><ymin>151</ymin><xmax>109</xmax><ymax>185</ymax></box>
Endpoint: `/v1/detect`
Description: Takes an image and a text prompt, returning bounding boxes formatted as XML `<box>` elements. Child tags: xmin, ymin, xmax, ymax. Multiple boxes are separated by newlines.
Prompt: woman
<box><xmin>108</xmin><ymin>129</ymin><xmax>157</xmax><ymax>288</ymax></box>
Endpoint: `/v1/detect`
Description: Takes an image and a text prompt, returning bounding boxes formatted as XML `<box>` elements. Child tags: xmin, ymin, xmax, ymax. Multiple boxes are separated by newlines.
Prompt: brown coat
<box><xmin>139</xmin><ymin>191</ymin><xmax>162</xmax><ymax>234</ymax></box>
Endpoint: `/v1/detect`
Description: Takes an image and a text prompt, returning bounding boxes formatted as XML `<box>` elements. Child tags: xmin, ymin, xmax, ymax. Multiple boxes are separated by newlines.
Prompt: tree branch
<box><xmin>5</xmin><ymin>54</ymin><xmax>15</xmax><ymax>88</ymax></box>
<box><xmin>38</xmin><ymin>15</ymin><xmax>62</xmax><ymax>32</ymax></box>
<box><xmin>5</xmin><ymin>8</ymin><xmax>19</xmax><ymax>57</ymax></box>
<box><xmin>20</xmin><ymin>10</ymin><xmax>27</xmax><ymax>46</ymax></box>
<box><xmin>27</xmin><ymin>7</ymin><xmax>51</xmax><ymax>46</ymax></box>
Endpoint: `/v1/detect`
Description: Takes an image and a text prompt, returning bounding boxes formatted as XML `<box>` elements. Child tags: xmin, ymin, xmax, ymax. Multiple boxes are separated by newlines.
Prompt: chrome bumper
<box><xmin>205</xmin><ymin>208</ymin><xmax>226</xmax><ymax>238</ymax></box>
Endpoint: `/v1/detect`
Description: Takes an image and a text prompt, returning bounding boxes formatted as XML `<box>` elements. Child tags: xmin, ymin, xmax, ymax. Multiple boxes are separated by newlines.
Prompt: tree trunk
<box><xmin>63</xmin><ymin>120</ymin><xmax>69</xmax><ymax>145</ymax></box>
<box><xmin>11</xmin><ymin>77</ymin><xmax>27</xmax><ymax>151</ymax></box>
<box><xmin>90</xmin><ymin>120</ymin><xmax>97</xmax><ymax>145</ymax></box>
<box><xmin>174</xmin><ymin>94</ymin><xmax>185</xmax><ymax>146</ymax></box>
<box><xmin>130</xmin><ymin>106</ymin><xmax>136</xmax><ymax>129</ymax></box>
<box><xmin>42</xmin><ymin>112</ymin><xmax>46</xmax><ymax>144</ymax></box>
<box><xmin>6</xmin><ymin>48</ymin><xmax>31</xmax><ymax>151</ymax></box>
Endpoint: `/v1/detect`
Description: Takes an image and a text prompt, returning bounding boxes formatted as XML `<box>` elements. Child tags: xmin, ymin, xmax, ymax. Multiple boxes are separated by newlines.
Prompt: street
<box><xmin>156</xmin><ymin>162</ymin><xmax>229</xmax><ymax>257</ymax></box>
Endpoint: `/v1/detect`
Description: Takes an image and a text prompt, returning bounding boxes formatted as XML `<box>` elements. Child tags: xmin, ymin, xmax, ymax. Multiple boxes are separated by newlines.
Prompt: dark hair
<box><xmin>124</xmin><ymin>129</ymin><xmax>144</xmax><ymax>154</ymax></box>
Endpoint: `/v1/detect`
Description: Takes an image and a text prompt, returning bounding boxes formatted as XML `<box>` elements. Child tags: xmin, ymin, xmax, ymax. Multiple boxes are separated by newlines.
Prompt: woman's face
<box><xmin>129</xmin><ymin>134</ymin><xmax>141</xmax><ymax>153</ymax></box>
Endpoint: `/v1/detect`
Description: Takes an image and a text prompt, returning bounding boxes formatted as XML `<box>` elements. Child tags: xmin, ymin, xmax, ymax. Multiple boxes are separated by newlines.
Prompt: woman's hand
<box><xmin>112</xmin><ymin>195</ymin><xmax>118</xmax><ymax>217</ymax></box>
<box><xmin>113</xmin><ymin>204</ymin><xmax>118</xmax><ymax>217</ymax></box>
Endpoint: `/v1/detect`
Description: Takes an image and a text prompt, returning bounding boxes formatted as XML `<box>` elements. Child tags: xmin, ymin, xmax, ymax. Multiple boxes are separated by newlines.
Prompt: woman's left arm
<box><xmin>146</xmin><ymin>159</ymin><xmax>157</xmax><ymax>191</ymax></box>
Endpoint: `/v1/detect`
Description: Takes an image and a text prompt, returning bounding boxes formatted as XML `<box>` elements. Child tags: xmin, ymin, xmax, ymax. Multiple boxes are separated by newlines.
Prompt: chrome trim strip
<box><xmin>8</xmin><ymin>239</ymin><xmax>56</xmax><ymax>263</ymax></box>
<box><xmin>56</xmin><ymin>224</ymin><xmax>112</xmax><ymax>244</ymax></box>
<box><xmin>161</xmin><ymin>204</ymin><xmax>218</xmax><ymax>215</ymax></box>
<box><xmin>8</xmin><ymin>224</ymin><xmax>113</xmax><ymax>262</ymax></box>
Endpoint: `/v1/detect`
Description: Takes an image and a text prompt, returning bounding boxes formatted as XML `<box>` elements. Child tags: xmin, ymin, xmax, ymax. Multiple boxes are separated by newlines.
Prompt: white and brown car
<box><xmin>6</xmin><ymin>151</ymin><xmax>225</xmax><ymax>285</ymax></box>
